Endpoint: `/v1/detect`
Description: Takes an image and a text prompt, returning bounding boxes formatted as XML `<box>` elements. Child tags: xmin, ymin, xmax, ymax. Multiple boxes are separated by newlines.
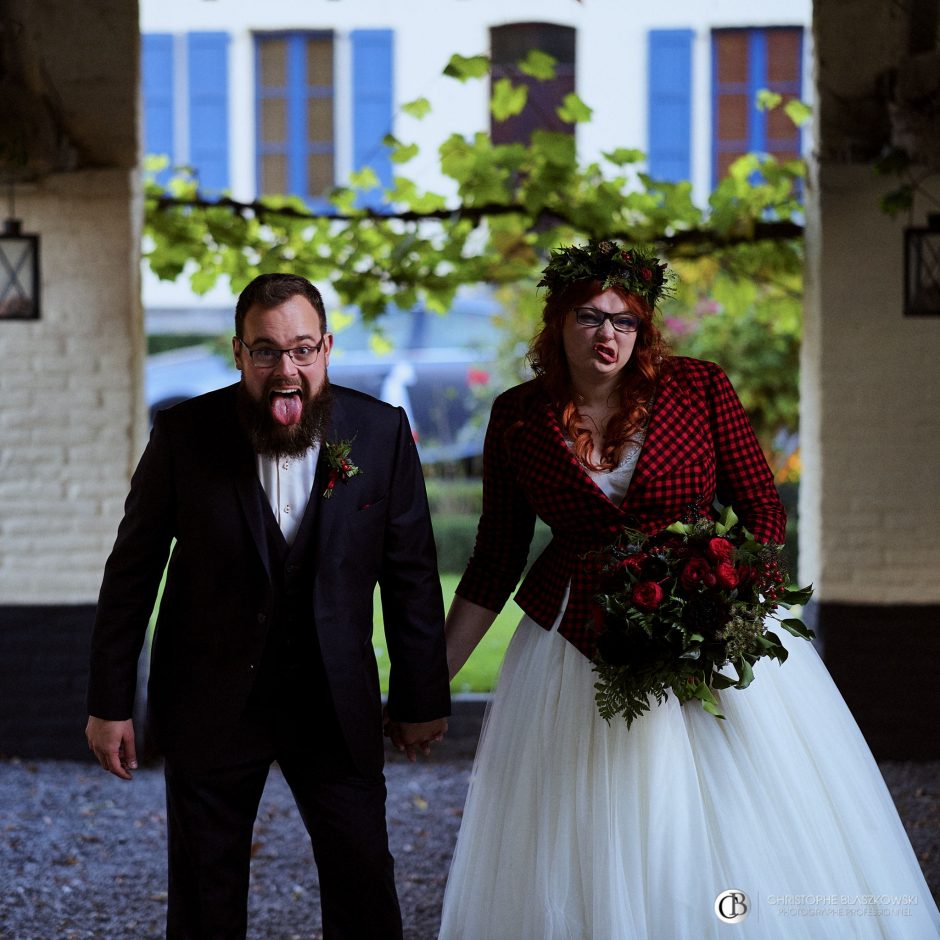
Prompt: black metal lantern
<box><xmin>0</xmin><ymin>217</ymin><xmax>40</xmax><ymax>320</ymax></box>
<box><xmin>904</xmin><ymin>213</ymin><xmax>940</xmax><ymax>317</ymax></box>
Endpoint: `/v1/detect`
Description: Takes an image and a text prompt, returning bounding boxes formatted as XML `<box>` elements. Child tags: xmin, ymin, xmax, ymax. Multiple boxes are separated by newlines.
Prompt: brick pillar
<box><xmin>0</xmin><ymin>0</ymin><xmax>142</xmax><ymax>760</ymax></box>
<box><xmin>802</xmin><ymin>0</ymin><xmax>940</xmax><ymax>758</ymax></box>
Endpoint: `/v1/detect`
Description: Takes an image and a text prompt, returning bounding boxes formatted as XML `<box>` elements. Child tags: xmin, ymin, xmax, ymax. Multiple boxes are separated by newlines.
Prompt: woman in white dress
<box><xmin>438</xmin><ymin>241</ymin><xmax>939</xmax><ymax>939</ymax></box>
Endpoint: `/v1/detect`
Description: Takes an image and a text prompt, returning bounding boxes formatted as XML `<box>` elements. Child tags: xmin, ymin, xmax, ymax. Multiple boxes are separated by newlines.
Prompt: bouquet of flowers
<box><xmin>589</xmin><ymin>506</ymin><xmax>814</xmax><ymax>727</ymax></box>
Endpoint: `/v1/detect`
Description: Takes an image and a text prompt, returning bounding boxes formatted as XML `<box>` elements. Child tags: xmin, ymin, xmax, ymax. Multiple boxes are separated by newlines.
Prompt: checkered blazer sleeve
<box><xmin>455</xmin><ymin>389</ymin><xmax>537</xmax><ymax>612</ymax></box>
<box><xmin>703</xmin><ymin>361</ymin><xmax>787</xmax><ymax>544</ymax></box>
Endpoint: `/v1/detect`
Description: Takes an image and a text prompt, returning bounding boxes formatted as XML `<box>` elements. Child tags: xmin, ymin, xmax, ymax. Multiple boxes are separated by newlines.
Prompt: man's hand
<box><xmin>384</xmin><ymin>716</ymin><xmax>447</xmax><ymax>762</ymax></box>
<box><xmin>85</xmin><ymin>716</ymin><xmax>138</xmax><ymax>780</ymax></box>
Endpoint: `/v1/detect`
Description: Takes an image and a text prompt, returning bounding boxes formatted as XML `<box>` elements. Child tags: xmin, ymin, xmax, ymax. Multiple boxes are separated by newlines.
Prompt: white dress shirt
<box><xmin>256</xmin><ymin>444</ymin><xmax>321</xmax><ymax>546</ymax></box>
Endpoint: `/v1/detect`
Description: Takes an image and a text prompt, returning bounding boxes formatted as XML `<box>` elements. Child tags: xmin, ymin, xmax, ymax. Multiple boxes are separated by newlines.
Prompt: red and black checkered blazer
<box><xmin>454</xmin><ymin>356</ymin><xmax>787</xmax><ymax>660</ymax></box>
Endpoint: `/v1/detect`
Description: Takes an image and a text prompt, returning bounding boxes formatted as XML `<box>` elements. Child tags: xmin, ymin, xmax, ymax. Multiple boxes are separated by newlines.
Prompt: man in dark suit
<box><xmin>85</xmin><ymin>273</ymin><xmax>450</xmax><ymax>939</ymax></box>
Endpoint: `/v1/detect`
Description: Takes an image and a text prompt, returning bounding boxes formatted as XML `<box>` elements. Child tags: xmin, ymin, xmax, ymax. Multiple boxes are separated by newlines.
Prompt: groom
<box><xmin>85</xmin><ymin>273</ymin><xmax>450</xmax><ymax>938</ymax></box>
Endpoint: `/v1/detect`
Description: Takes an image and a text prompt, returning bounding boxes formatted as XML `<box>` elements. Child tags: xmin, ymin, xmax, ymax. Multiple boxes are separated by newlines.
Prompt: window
<box><xmin>141</xmin><ymin>32</ymin><xmax>230</xmax><ymax>191</ymax></box>
<box><xmin>712</xmin><ymin>27</ymin><xmax>804</xmax><ymax>184</ymax></box>
<box><xmin>489</xmin><ymin>23</ymin><xmax>575</xmax><ymax>145</ymax></box>
<box><xmin>255</xmin><ymin>32</ymin><xmax>335</xmax><ymax>202</ymax></box>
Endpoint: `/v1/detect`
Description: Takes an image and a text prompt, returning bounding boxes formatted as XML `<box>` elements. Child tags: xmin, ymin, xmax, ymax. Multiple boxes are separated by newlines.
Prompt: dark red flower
<box><xmin>640</xmin><ymin>267</ymin><xmax>653</xmax><ymax>281</ymax></box>
<box><xmin>715</xmin><ymin>562</ymin><xmax>739</xmax><ymax>590</ymax></box>
<box><xmin>632</xmin><ymin>581</ymin><xmax>664</xmax><ymax>610</ymax></box>
<box><xmin>679</xmin><ymin>557</ymin><xmax>711</xmax><ymax>591</ymax></box>
<box><xmin>706</xmin><ymin>537</ymin><xmax>734</xmax><ymax>563</ymax></box>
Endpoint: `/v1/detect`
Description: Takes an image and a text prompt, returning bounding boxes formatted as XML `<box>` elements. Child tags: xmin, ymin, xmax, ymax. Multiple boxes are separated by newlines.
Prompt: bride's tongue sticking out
<box><xmin>593</xmin><ymin>343</ymin><xmax>616</xmax><ymax>365</ymax></box>
<box><xmin>270</xmin><ymin>390</ymin><xmax>302</xmax><ymax>426</ymax></box>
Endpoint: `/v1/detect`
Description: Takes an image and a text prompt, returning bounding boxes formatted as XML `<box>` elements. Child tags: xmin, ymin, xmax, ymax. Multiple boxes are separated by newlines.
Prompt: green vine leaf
<box><xmin>556</xmin><ymin>92</ymin><xmax>593</xmax><ymax>124</ymax></box>
<box><xmin>518</xmin><ymin>49</ymin><xmax>557</xmax><ymax>80</ymax></box>
<box><xmin>783</xmin><ymin>99</ymin><xmax>812</xmax><ymax>127</ymax></box>
<box><xmin>401</xmin><ymin>96</ymin><xmax>432</xmax><ymax>119</ymax></box>
<box><xmin>756</xmin><ymin>89</ymin><xmax>782</xmax><ymax>111</ymax></box>
<box><xmin>443</xmin><ymin>53</ymin><xmax>490</xmax><ymax>82</ymax></box>
<box><xmin>491</xmin><ymin>78</ymin><xmax>528</xmax><ymax>121</ymax></box>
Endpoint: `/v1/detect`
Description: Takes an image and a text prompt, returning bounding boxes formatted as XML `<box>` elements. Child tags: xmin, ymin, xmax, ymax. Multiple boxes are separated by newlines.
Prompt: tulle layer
<box><xmin>439</xmin><ymin>613</ymin><xmax>939</xmax><ymax>939</ymax></box>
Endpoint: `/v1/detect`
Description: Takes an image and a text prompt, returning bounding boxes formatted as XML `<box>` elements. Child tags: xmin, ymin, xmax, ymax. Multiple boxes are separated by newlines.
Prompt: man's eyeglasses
<box><xmin>239</xmin><ymin>338</ymin><xmax>325</xmax><ymax>369</ymax></box>
<box><xmin>573</xmin><ymin>307</ymin><xmax>641</xmax><ymax>333</ymax></box>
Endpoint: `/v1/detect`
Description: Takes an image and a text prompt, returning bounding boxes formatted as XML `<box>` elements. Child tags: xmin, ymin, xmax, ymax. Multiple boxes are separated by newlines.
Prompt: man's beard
<box><xmin>237</xmin><ymin>376</ymin><xmax>334</xmax><ymax>459</ymax></box>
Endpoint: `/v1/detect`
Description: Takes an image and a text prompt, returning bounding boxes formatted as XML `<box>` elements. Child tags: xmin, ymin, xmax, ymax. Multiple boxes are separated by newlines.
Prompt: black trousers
<box><xmin>162</xmin><ymin>670</ymin><xmax>402</xmax><ymax>940</ymax></box>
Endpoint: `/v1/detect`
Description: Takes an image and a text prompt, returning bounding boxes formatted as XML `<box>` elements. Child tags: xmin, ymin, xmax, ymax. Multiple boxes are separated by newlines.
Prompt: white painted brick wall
<box><xmin>802</xmin><ymin>165</ymin><xmax>940</xmax><ymax>603</ymax></box>
<box><xmin>0</xmin><ymin>169</ymin><xmax>143</xmax><ymax>605</ymax></box>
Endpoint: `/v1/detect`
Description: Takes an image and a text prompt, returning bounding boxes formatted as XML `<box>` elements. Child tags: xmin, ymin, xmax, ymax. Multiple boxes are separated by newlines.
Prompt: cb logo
<box><xmin>714</xmin><ymin>889</ymin><xmax>750</xmax><ymax>924</ymax></box>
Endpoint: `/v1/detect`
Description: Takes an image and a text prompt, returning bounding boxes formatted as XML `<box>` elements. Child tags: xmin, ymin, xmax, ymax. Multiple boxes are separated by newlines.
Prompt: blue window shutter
<box><xmin>142</xmin><ymin>34</ymin><xmax>174</xmax><ymax>186</ymax></box>
<box><xmin>351</xmin><ymin>29</ymin><xmax>393</xmax><ymax>207</ymax></box>
<box><xmin>647</xmin><ymin>29</ymin><xmax>693</xmax><ymax>182</ymax></box>
<box><xmin>187</xmin><ymin>32</ymin><xmax>230</xmax><ymax>192</ymax></box>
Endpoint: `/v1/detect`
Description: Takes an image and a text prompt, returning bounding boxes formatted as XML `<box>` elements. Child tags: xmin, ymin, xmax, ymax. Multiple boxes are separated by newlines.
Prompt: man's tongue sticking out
<box><xmin>270</xmin><ymin>390</ymin><xmax>303</xmax><ymax>426</ymax></box>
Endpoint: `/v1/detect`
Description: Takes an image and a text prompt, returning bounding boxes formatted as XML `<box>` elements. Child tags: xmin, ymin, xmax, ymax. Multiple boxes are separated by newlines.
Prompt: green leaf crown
<box><xmin>538</xmin><ymin>239</ymin><xmax>673</xmax><ymax>308</ymax></box>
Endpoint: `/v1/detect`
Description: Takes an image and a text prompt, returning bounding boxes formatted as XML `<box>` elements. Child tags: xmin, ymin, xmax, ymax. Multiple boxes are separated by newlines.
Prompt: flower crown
<box><xmin>537</xmin><ymin>240</ymin><xmax>673</xmax><ymax>308</ymax></box>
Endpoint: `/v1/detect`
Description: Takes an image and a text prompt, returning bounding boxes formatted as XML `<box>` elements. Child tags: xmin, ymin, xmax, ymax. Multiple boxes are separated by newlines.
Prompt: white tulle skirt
<box><xmin>439</xmin><ymin>608</ymin><xmax>940</xmax><ymax>939</ymax></box>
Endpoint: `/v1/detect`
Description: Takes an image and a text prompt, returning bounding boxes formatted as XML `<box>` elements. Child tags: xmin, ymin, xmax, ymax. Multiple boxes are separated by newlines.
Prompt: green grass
<box><xmin>373</xmin><ymin>573</ymin><xmax>517</xmax><ymax>693</ymax></box>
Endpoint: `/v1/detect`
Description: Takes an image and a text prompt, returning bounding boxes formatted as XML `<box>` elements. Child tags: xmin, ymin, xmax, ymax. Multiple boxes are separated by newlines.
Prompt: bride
<box><xmin>437</xmin><ymin>240</ymin><xmax>940</xmax><ymax>939</ymax></box>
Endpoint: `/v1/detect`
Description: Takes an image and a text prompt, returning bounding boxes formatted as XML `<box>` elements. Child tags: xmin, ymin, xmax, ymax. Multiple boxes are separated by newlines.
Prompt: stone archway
<box><xmin>0</xmin><ymin>0</ymin><xmax>938</xmax><ymax>761</ymax></box>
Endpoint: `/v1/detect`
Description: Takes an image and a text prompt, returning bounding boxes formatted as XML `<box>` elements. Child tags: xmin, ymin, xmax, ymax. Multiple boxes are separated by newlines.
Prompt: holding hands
<box><xmin>384</xmin><ymin>712</ymin><xmax>448</xmax><ymax>762</ymax></box>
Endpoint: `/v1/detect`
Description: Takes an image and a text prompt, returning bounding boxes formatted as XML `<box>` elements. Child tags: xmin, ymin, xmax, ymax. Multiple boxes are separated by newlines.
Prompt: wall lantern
<box><xmin>0</xmin><ymin>216</ymin><xmax>40</xmax><ymax>320</ymax></box>
<box><xmin>904</xmin><ymin>213</ymin><xmax>940</xmax><ymax>317</ymax></box>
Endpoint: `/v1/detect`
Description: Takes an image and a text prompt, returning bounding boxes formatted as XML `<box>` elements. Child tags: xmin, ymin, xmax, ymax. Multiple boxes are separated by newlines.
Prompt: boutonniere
<box><xmin>322</xmin><ymin>438</ymin><xmax>361</xmax><ymax>498</ymax></box>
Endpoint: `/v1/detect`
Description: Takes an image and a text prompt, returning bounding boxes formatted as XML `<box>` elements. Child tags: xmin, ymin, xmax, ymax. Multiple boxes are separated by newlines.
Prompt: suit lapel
<box><xmin>233</xmin><ymin>445</ymin><xmax>273</xmax><ymax>582</ymax></box>
<box><xmin>312</xmin><ymin>393</ymin><xmax>349</xmax><ymax>571</ymax></box>
<box><xmin>218</xmin><ymin>387</ymin><xmax>274</xmax><ymax>581</ymax></box>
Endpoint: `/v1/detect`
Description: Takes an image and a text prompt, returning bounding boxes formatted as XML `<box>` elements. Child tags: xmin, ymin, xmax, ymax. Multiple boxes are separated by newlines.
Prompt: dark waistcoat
<box><xmin>251</xmin><ymin>479</ymin><xmax>335</xmax><ymax>729</ymax></box>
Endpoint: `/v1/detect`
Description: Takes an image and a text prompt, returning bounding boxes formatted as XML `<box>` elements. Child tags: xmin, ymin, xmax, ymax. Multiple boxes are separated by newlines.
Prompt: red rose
<box><xmin>640</xmin><ymin>267</ymin><xmax>652</xmax><ymax>281</ymax></box>
<box><xmin>632</xmin><ymin>581</ymin><xmax>664</xmax><ymax>611</ymax></box>
<box><xmin>679</xmin><ymin>557</ymin><xmax>711</xmax><ymax>590</ymax></box>
<box><xmin>706</xmin><ymin>537</ymin><xmax>734</xmax><ymax>563</ymax></box>
<box><xmin>715</xmin><ymin>562</ymin><xmax>739</xmax><ymax>589</ymax></box>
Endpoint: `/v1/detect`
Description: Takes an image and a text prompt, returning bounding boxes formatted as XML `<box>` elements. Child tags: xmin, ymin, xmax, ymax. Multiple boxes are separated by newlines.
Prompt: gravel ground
<box><xmin>1</xmin><ymin>743</ymin><xmax>937</xmax><ymax>940</ymax></box>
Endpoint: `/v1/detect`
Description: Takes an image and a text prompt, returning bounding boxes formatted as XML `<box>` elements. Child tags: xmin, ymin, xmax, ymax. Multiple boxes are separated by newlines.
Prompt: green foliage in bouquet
<box><xmin>590</xmin><ymin>506</ymin><xmax>814</xmax><ymax>727</ymax></box>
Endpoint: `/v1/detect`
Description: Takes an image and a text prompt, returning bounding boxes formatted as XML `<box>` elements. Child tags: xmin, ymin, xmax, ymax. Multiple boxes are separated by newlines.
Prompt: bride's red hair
<box><xmin>528</xmin><ymin>280</ymin><xmax>670</xmax><ymax>470</ymax></box>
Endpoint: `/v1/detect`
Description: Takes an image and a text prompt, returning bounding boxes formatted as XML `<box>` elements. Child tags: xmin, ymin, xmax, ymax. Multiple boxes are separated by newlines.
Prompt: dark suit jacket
<box><xmin>88</xmin><ymin>383</ymin><xmax>450</xmax><ymax>775</ymax></box>
<box><xmin>456</xmin><ymin>357</ymin><xmax>787</xmax><ymax>659</ymax></box>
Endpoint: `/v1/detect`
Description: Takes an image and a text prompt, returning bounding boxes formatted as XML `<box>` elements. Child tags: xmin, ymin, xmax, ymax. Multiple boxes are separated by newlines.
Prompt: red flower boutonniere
<box><xmin>322</xmin><ymin>438</ymin><xmax>361</xmax><ymax>498</ymax></box>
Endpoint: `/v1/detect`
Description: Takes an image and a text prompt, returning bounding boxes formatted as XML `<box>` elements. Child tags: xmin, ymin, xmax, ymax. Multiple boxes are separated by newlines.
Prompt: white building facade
<box><xmin>140</xmin><ymin>0</ymin><xmax>813</xmax><ymax>312</ymax></box>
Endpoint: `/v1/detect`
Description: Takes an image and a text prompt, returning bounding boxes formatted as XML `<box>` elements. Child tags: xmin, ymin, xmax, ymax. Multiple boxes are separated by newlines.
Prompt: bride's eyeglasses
<box><xmin>573</xmin><ymin>307</ymin><xmax>640</xmax><ymax>334</ymax></box>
